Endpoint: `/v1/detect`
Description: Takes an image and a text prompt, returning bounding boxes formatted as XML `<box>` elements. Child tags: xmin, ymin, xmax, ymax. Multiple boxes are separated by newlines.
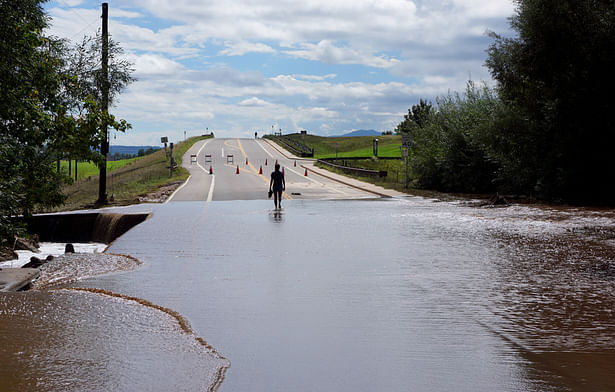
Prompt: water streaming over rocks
<box><xmin>31</xmin><ymin>253</ymin><xmax>142</xmax><ymax>289</ymax></box>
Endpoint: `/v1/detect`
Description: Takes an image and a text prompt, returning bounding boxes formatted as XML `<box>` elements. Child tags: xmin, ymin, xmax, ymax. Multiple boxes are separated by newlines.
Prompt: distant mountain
<box><xmin>332</xmin><ymin>129</ymin><xmax>381</xmax><ymax>137</ymax></box>
<box><xmin>110</xmin><ymin>145</ymin><xmax>160</xmax><ymax>155</ymax></box>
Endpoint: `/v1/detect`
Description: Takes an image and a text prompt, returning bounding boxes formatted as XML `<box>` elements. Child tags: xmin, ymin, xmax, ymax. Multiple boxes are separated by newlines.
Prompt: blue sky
<box><xmin>45</xmin><ymin>0</ymin><xmax>515</xmax><ymax>145</ymax></box>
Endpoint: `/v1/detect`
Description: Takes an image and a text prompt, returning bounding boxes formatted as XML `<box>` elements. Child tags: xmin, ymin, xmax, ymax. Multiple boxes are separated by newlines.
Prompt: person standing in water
<box><xmin>269</xmin><ymin>163</ymin><xmax>285</xmax><ymax>209</ymax></box>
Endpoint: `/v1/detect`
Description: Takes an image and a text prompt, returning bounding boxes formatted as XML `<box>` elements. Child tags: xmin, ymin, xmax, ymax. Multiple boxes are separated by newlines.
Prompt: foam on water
<box><xmin>0</xmin><ymin>242</ymin><xmax>107</xmax><ymax>268</ymax></box>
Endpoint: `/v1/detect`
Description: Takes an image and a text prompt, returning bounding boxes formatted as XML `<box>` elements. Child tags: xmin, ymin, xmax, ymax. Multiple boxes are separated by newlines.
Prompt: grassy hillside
<box><xmin>282</xmin><ymin>133</ymin><xmax>402</xmax><ymax>158</ymax></box>
<box><xmin>60</xmin><ymin>158</ymin><xmax>139</xmax><ymax>181</ymax></box>
<box><xmin>270</xmin><ymin>133</ymin><xmax>412</xmax><ymax>192</ymax></box>
<box><xmin>49</xmin><ymin>135</ymin><xmax>211</xmax><ymax>211</ymax></box>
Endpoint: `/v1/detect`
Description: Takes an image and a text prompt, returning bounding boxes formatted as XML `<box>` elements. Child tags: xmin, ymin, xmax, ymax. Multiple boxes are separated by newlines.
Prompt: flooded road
<box><xmin>0</xmin><ymin>289</ymin><xmax>228</xmax><ymax>391</ymax></box>
<box><xmin>2</xmin><ymin>195</ymin><xmax>614</xmax><ymax>390</ymax></box>
<box><xmin>54</xmin><ymin>197</ymin><xmax>615</xmax><ymax>391</ymax></box>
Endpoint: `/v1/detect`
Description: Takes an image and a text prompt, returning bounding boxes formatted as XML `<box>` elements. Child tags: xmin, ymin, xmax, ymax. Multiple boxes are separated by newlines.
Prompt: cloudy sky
<box><xmin>45</xmin><ymin>0</ymin><xmax>515</xmax><ymax>145</ymax></box>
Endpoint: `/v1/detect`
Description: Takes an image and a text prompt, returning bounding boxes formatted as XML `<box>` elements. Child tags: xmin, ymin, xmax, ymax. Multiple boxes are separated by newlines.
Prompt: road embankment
<box><xmin>24</xmin><ymin>212</ymin><xmax>150</xmax><ymax>244</ymax></box>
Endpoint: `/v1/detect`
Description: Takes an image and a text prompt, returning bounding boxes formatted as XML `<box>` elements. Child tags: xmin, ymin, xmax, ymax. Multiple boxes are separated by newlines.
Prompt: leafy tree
<box><xmin>403</xmin><ymin>82</ymin><xmax>501</xmax><ymax>193</ymax></box>
<box><xmin>0</xmin><ymin>0</ymin><xmax>133</xmax><ymax>245</ymax></box>
<box><xmin>1</xmin><ymin>0</ymin><xmax>70</xmax><ymax>244</ymax></box>
<box><xmin>62</xmin><ymin>32</ymin><xmax>135</xmax><ymax>166</ymax></box>
<box><xmin>486</xmin><ymin>0</ymin><xmax>615</xmax><ymax>202</ymax></box>
<box><xmin>395</xmin><ymin>99</ymin><xmax>433</xmax><ymax>134</ymax></box>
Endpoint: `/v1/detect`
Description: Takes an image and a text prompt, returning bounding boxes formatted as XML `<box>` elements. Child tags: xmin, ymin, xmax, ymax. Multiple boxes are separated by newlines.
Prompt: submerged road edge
<box><xmin>65</xmin><ymin>287</ymin><xmax>231</xmax><ymax>392</ymax></box>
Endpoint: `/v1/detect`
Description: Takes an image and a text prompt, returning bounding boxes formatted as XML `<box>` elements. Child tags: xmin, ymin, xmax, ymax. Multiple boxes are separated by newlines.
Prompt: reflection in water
<box><xmin>0</xmin><ymin>289</ymin><xmax>229</xmax><ymax>392</ymax></box>
<box><xmin>92</xmin><ymin>198</ymin><xmax>615</xmax><ymax>391</ymax></box>
<box><xmin>270</xmin><ymin>209</ymin><xmax>284</xmax><ymax>223</ymax></box>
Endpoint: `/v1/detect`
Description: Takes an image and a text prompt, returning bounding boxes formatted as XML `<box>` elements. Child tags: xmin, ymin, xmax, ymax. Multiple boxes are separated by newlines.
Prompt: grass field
<box><xmin>270</xmin><ymin>133</ymin><xmax>415</xmax><ymax>192</ymax></box>
<box><xmin>278</xmin><ymin>133</ymin><xmax>402</xmax><ymax>158</ymax></box>
<box><xmin>49</xmin><ymin>135</ymin><xmax>211</xmax><ymax>211</ymax></box>
<box><xmin>59</xmin><ymin>157</ymin><xmax>140</xmax><ymax>181</ymax></box>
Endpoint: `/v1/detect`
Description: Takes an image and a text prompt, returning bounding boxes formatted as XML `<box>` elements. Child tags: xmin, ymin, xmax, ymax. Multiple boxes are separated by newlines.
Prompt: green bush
<box><xmin>406</xmin><ymin>82</ymin><xmax>500</xmax><ymax>193</ymax></box>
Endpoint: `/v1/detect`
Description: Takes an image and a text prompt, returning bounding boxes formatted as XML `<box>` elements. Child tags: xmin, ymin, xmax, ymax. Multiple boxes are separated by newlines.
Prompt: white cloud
<box><xmin>449</xmin><ymin>0</ymin><xmax>515</xmax><ymax>18</ymax></box>
<box><xmin>47</xmin><ymin>7</ymin><xmax>199</xmax><ymax>58</ymax></box>
<box><xmin>56</xmin><ymin>0</ymin><xmax>85</xmax><ymax>6</ymax></box>
<box><xmin>219</xmin><ymin>41</ymin><xmax>276</xmax><ymax>56</ymax></box>
<box><xmin>292</xmin><ymin>74</ymin><xmax>337</xmax><ymax>81</ymax></box>
<box><xmin>238</xmin><ymin>97</ymin><xmax>269</xmax><ymax>106</ymax></box>
<box><xmin>285</xmin><ymin>40</ymin><xmax>400</xmax><ymax>69</ymax></box>
<box><xmin>44</xmin><ymin>0</ymin><xmax>514</xmax><ymax>141</ymax></box>
<box><xmin>129</xmin><ymin>54</ymin><xmax>184</xmax><ymax>76</ymax></box>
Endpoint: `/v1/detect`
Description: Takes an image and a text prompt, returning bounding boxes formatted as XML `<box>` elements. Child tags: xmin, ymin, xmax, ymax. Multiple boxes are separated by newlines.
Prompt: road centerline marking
<box><xmin>237</xmin><ymin>138</ymin><xmax>292</xmax><ymax>200</ymax></box>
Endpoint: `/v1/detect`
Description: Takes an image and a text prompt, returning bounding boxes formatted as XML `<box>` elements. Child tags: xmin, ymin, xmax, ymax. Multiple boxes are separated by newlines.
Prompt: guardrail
<box><xmin>317</xmin><ymin>158</ymin><xmax>388</xmax><ymax>178</ymax></box>
<box><xmin>265</xmin><ymin>135</ymin><xmax>314</xmax><ymax>157</ymax></box>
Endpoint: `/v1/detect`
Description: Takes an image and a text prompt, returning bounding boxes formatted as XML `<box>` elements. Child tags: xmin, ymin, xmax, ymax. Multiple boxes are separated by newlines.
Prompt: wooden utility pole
<box><xmin>97</xmin><ymin>2</ymin><xmax>109</xmax><ymax>205</ymax></box>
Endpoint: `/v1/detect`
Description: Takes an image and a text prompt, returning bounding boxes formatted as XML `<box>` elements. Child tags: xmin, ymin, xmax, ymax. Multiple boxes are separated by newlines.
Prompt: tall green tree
<box><xmin>404</xmin><ymin>82</ymin><xmax>501</xmax><ymax>193</ymax></box>
<box><xmin>395</xmin><ymin>99</ymin><xmax>433</xmax><ymax>134</ymax></box>
<box><xmin>1</xmin><ymin>0</ymin><xmax>70</xmax><ymax>244</ymax></box>
<box><xmin>62</xmin><ymin>32</ymin><xmax>134</xmax><ymax>166</ymax></box>
<box><xmin>486</xmin><ymin>0</ymin><xmax>615</xmax><ymax>202</ymax></box>
<box><xmin>0</xmin><ymin>0</ymin><xmax>133</xmax><ymax>246</ymax></box>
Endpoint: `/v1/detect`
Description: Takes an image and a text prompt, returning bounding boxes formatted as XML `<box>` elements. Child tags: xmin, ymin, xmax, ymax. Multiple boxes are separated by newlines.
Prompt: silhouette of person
<box><xmin>269</xmin><ymin>163</ymin><xmax>285</xmax><ymax>208</ymax></box>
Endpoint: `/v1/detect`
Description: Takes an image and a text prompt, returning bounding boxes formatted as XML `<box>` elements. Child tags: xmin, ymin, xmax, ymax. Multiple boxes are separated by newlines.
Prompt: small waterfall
<box><xmin>93</xmin><ymin>213</ymin><xmax>149</xmax><ymax>243</ymax></box>
<box><xmin>25</xmin><ymin>212</ymin><xmax>150</xmax><ymax>244</ymax></box>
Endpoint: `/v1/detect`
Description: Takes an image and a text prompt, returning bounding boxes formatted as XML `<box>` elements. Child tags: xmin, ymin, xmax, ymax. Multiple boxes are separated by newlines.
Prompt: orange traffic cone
<box><xmin>209</xmin><ymin>166</ymin><xmax>213</xmax><ymax>174</ymax></box>
<box><xmin>259</xmin><ymin>166</ymin><xmax>263</xmax><ymax>174</ymax></box>
<box><xmin>265</xmin><ymin>159</ymin><xmax>268</xmax><ymax>166</ymax></box>
<box><xmin>294</xmin><ymin>160</ymin><xmax>296</xmax><ymax>167</ymax></box>
<box><xmin>304</xmin><ymin>168</ymin><xmax>308</xmax><ymax>176</ymax></box>
<box><xmin>236</xmin><ymin>165</ymin><xmax>240</xmax><ymax>174</ymax></box>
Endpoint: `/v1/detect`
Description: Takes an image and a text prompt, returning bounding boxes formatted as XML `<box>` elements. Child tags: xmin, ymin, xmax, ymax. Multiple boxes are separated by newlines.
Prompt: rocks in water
<box><xmin>21</xmin><ymin>254</ymin><xmax>54</xmax><ymax>269</ymax></box>
<box><xmin>13</xmin><ymin>236</ymin><xmax>40</xmax><ymax>252</ymax></box>
<box><xmin>488</xmin><ymin>192</ymin><xmax>509</xmax><ymax>206</ymax></box>
<box><xmin>0</xmin><ymin>247</ymin><xmax>18</xmax><ymax>262</ymax></box>
<box><xmin>22</xmin><ymin>256</ymin><xmax>46</xmax><ymax>269</ymax></box>
<box><xmin>65</xmin><ymin>243</ymin><xmax>75</xmax><ymax>253</ymax></box>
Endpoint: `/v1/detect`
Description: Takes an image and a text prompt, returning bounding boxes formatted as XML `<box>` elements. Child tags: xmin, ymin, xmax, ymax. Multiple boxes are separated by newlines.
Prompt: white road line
<box><xmin>255</xmin><ymin>139</ymin><xmax>274</xmax><ymax>158</ymax></box>
<box><xmin>197</xmin><ymin>138</ymin><xmax>211</xmax><ymax>156</ymax></box>
<box><xmin>207</xmin><ymin>174</ymin><xmax>215</xmax><ymax>202</ymax></box>
<box><xmin>167</xmin><ymin>138</ymin><xmax>214</xmax><ymax>203</ymax></box>
<box><xmin>284</xmin><ymin>166</ymin><xmax>322</xmax><ymax>185</ymax></box>
<box><xmin>165</xmin><ymin>175</ymin><xmax>191</xmax><ymax>203</ymax></box>
<box><xmin>196</xmin><ymin>139</ymin><xmax>215</xmax><ymax>202</ymax></box>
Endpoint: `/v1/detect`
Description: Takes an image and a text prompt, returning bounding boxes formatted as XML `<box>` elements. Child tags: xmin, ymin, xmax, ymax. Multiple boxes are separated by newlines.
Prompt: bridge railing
<box><xmin>265</xmin><ymin>135</ymin><xmax>314</xmax><ymax>157</ymax></box>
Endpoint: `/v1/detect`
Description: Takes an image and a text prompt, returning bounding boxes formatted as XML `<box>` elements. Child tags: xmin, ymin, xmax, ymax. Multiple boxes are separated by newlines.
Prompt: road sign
<box><xmin>402</xmin><ymin>135</ymin><xmax>412</xmax><ymax>148</ymax></box>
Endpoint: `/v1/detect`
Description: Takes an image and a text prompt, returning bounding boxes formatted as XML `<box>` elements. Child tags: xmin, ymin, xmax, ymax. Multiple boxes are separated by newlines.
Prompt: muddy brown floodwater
<box><xmin>0</xmin><ymin>289</ymin><xmax>229</xmax><ymax>391</ymax></box>
<box><xmin>1</xmin><ymin>197</ymin><xmax>614</xmax><ymax>391</ymax></box>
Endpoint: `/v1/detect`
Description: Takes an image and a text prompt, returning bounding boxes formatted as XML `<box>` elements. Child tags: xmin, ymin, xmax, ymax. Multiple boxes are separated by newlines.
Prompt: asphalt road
<box><xmin>168</xmin><ymin>138</ymin><xmax>371</xmax><ymax>202</ymax></box>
